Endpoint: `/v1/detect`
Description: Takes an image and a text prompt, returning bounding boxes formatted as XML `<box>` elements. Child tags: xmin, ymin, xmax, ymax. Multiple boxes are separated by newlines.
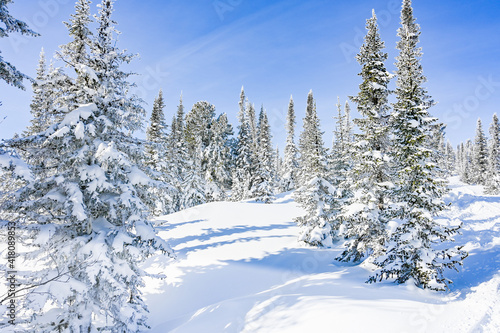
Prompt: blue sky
<box><xmin>1</xmin><ymin>0</ymin><xmax>500</xmax><ymax>148</ymax></box>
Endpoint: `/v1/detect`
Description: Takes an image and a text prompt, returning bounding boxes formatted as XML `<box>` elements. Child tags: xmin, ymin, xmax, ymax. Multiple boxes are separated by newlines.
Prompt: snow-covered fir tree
<box><xmin>281</xmin><ymin>95</ymin><xmax>299</xmax><ymax>192</ymax></box>
<box><xmin>247</xmin><ymin>101</ymin><xmax>258</xmax><ymax>156</ymax></box>
<box><xmin>232</xmin><ymin>87</ymin><xmax>257</xmax><ymax>201</ymax></box>
<box><xmin>274</xmin><ymin>146</ymin><xmax>283</xmax><ymax>192</ymax></box>
<box><xmin>460</xmin><ymin>139</ymin><xmax>474</xmax><ymax>184</ymax></box>
<box><xmin>167</xmin><ymin>94</ymin><xmax>190</xmax><ymax>211</ymax></box>
<box><xmin>185</xmin><ymin>100</ymin><xmax>233</xmax><ymax>202</ymax></box>
<box><xmin>326</xmin><ymin>98</ymin><xmax>353</xmax><ymax>239</ymax></box>
<box><xmin>185</xmin><ymin>101</ymin><xmax>215</xmax><ymax>157</ymax></box>
<box><xmin>145</xmin><ymin>89</ymin><xmax>175</xmax><ymax>215</ymax></box>
<box><xmin>369</xmin><ymin>0</ymin><xmax>466</xmax><ymax>290</ymax></box>
<box><xmin>250</xmin><ymin>106</ymin><xmax>276</xmax><ymax>203</ymax></box>
<box><xmin>298</xmin><ymin>90</ymin><xmax>325</xmax><ymax>183</ymax></box>
<box><xmin>429</xmin><ymin>123</ymin><xmax>450</xmax><ymax>176</ymax></box>
<box><xmin>330</xmin><ymin>99</ymin><xmax>353</xmax><ymax>183</ymax></box>
<box><xmin>444</xmin><ymin>140</ymin><xmax>455</xmax><ymax>175</ymax></box>
<box><xmin>486</xmin><ymin>113</ymin><xmax>500</xmax><ymax>194</ymax></box>
<box><xmin>338</xmin><ymin>10</ymin><xmax>394</xmax><ymax>263</ymax></box>
<box><xmin>1</xmin><ymin>1</ymin><xmax>173</xmax><ymax>331</ymax></box>
<box><xmin>0</xmin><ymin>0</ymin><xmax>39</xmax><ymax>91</ymax></box>
<box><xmin>146</xmin><ymin>89</ymin><xmax>167</xmax><ymax>145</ymax></box>
<box><xmin>24</xmin><ymin>48</ymin><xmax>50</xmax><ymax>136</ymax></box>
<box><xmin>57</xmin><ymin>0</ymin><xmax>94</xmax><ymax>109</ymax></box>
<box><xmin>294</xmin><ymin>90</ymin><xmax>336</xmax><ymax>247</ymax></box>
<box><xmin>472</xmin><ymin>118</ymin><xmax>488</xmax><ymax>185</ymax></box>
<box><xmin>203</xmin><ymin>113</ymin><xmax>233</xmax><ymax>201</ymax></box>
<box><xmin>180</xmin><ymin>141</ymin><xmax>207</xmax><ymax>209</ymax></box>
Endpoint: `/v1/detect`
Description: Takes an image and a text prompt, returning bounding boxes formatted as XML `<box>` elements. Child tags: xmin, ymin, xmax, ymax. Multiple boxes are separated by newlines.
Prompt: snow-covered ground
<box><xmin>143</xmin><ymin>176</ymin><xmax>499</xmax><ymax>332</ymax></box>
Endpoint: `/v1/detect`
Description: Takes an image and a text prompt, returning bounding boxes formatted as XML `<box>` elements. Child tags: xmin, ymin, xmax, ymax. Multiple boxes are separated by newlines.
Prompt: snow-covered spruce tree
<box><xmin>445</xmin><ymin>140</ymin><xmax>455</xmax><ymax>176</ymax></box>
<box><xmin>460</xmin><ymin>139</ymin><xmax>474</xmax><ymax>184</ymax></box>
<box><xmin>145</xmin><ymin>89</ymin><xmax>175</xmax><ymax>214</ymax></box>
<box><xmin>57</xmin><ymin>0</ymin><xmax>94</xmax><ymax>109</ymax></box>
<box><xmin>250</xmin><ymin>106</ymin><xmax>276</xmax><ymax>203</ymax></box>
<box><xmin>246</xmin><ymin>100</ymin><xmax>258</xmax><ymax>156</ymax></box>
<box><xmin>185</xmin><ymin>101</ymin><xmax>216</xmax><ymax>157</ymax></box>
<box><xmin>298</xmin><ymin>90</ymin><xmax>325</xmax><ymax>183</ymax></box>
<box><xmin>166</xmin><ymin>94</ymin><xmax>190</xmax><ymax>211</ymax></box>
<box><xmin>472</xmin><ymin>118</ymin><xmax>488</xmax><ymax>185</ymax></box>
<box><xmin>294</xmin><ymin>90</ymin><xmax>336</xmax><ymax>247</ymax></box>
<box><xmin>456</xmin><ymin>143</ymin><xmax>463</xmax><ymax>176</ymax></box>
<box><xmin>338</xmin><ymin>10</ymin><xmax>394</xmax><ymax>263</ymax></box>
<box><xmin>326</xmin><ymin>99</ymin><xmax>353</xmax><ymax>239</ymax></box>
<box><xmin>186</xmin><ymin>100</ymin><xmax>232</xmax><ymax>202</ymax></box>
<box><xmin>23</xmin><ymin>48</ymin><xmax>50</xmax><ymax>136</ymax></box>
<box><xmin>330</xmin><ymin>99</ymin><xmax>353</xmax><ymax>180</ymax></box>
<box><xmin>369</xmin><ymin>0</ymin><xmax>466</xmax><ymax>290</ymax></box>
<box><xmin>1</xmin><ymin>1</ymin><xmax>173</xmax><ymax>331</ymax></box>
<box><xmin>146</xmin><ymin>89</ymin><xmax>167</xmax><ymax>146</ymax></box>
<box><xmin>281</xmin><ymin>95</ymin><xmax>300</xmax><ymax>192</ymax></box>
<box><xmin>232</xmin><ymin>87</ymin><xmax>256</xmax><ymax>201</ymax></box>
<box><xmin>428</xmin><ymin>123</ymin><xmax>450</xmax><ymax>176</ymax></box>
<box><xmin>0</xmin><ymin>0</ymin><xmax>39</xmax><ymax>91</ymax></box>
<box><xmin>180</xmin><ymin>139</ymin><xmax>207</xmax><ymax>209</ymax></box>
<box><xmin>203</xmin><ymin>113</ymin><xmax>233</xmax><ymax>201</ymax></box>
<box><xmin>486</xmin><ymin>113</ymin><xmax>500</xmax><ymax>194</ymax></box>
<box><xmin>274</xmin><ymin>146</ymin><xmax>283</xmax><ymax>192</ymax></box>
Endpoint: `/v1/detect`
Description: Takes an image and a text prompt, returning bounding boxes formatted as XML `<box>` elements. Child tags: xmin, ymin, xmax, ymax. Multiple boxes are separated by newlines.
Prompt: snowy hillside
<box><xmin>141</xmin><ymin>176</ymin><xmax>500</xmax><ymax>332</ymax></box>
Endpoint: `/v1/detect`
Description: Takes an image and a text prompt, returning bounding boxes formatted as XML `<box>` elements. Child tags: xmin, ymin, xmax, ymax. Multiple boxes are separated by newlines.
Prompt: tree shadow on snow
<box><xmin>168</xmin><ymin>224</ymin><xmax>294</xmax><ymax>249</ymax></box>
<box><xmin>446</xmin><ymin>246</ymin><xmax>500</xmax><ymax>292</ymax></box>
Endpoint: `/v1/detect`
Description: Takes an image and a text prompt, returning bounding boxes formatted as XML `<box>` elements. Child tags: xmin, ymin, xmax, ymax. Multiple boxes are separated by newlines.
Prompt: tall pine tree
<box><xmin>232</xmin><ymin>87</ymin><xmax>257</xmax><ymax>201</ymax></box>
<box><xmin>294</xmin><ymin>90</ymin><xmax>336</xmax><ymax>247</ymax></box>
<box><xmin>472</xmin><ymin>118</ymin><xmax>488</xmax><ymax>185</ymax></box>
<box><xmin>486</xmin><ymin>113</ymin><xmax>500</xmax><ymax>194</ymax></box>
<box><xmin>370</xmin><ymin>0</ymin><xmax>466</xmax><ymax>290</ymax></box>
<box><xmin>282</xmin><ymin>95</ymin><xmax>299</xmax><ymax>192</ymax></box>
<box><xmin>250</xmin><ymin>106</ymin><xmax>276</xmax><ymax>203</ymax></box>
<box><xmin>338</xmin><ymin>10</ymin><xmax>394</xmax><ymax>263</ymax></box>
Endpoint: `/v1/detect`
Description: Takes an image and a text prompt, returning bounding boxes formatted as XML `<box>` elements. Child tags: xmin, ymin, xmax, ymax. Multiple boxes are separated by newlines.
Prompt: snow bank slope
<box><xmin>143</xmin><ymin>178</ymin><xmax>499</xmax><ymax>332</ymax></box>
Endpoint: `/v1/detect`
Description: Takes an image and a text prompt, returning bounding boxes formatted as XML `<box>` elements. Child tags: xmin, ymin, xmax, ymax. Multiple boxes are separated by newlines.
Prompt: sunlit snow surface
<box><xmin>142</xmin><ymin>177</ymin><xmax>499</xmax><ymax>332</ymax></box>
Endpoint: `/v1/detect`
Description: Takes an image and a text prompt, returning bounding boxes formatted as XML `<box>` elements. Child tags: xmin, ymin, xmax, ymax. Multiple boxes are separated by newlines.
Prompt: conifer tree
<box><xmin>274</xmin><ymin>146</ymin><xmax>283</xmax><ymax>192</ymax></box>
<box><xmin>370</xmin><ymin>0</ymin><xmax>466</xmax><ymax>290</ymax></box>
<box><xmin>298</xmin><ymin>90</ymin><xmax>325</xmax><ymax>182</ymax></box>
<box><xmin>1</xmin><ymin>1</ymin><xmax>172</xmax><ymax>331</ymax></box>
<box><xmin>330</xmin><ymin>99</ymin><xmax>353</xmax><ymax>182</ymax></box>
<box><xmin>338</xmin><ymin>10</ymin><xmax>394</xmax><ymax>262</ymax></box>
<box><xmin>0</xmin><ymin>0</ymin><xmax>39</xmax><ymax>91</ymax></box>
<box><xmin>282</xmin><ymin>95</ymin><xmax>299</xmax><ymax>192</ymax></box>
<box><xmin>145</xmin><ymin>89</ymin><xmax>167</xmax><ymax>171</ymax></box>
<box><xmin>445</xmin><ymin>140</ymin><xmax>455</xmax><ymax>175</ymax></box>
<box><xmin>327</xmin><ymin>98</ymin><xmax>353</xmax><ymax>239</ymax></box>
<box><xmin>58</xmin><ymin>0</ymin><xmax>94</xmax><ymax>108</ymax></box>
<box><xmin>145</xmin><ymin>89</ymin><xmax>175</xmax><ymax>215</ymax></box>
<box><xmin>472</xmin><ymin>118</ymin><xmax>488</xmax><ymax>185</ymax></box>
<box><xmin>294</xmin><ymin>90</ymin><xmax>335</xmax><ymax>247</ymax></box>
<box><xmin>146</xmin><ymin>89</ymin><xmax>167</xmax><ymax>144</ymax></box>
<box><xmin>180</xmin><ymin>142</ymin><xmax>207</xmax><ymax>209</ymax></box>
<box><xmin>486</xmin><ymin>114</ymin><xmax>500</xmax><ymax>194</ymax></box>
<box><xmin>24</xmin><ymin>48</ymin><xmax>50</xmax><ymax>136</ymax></box>
<box><xmin>232</xmin><ymin>87</ymin><xmax>256</xmax><ymax>201</ymax></box>
<box><xmin>204</xmin><ymin>113</ymin><xmax>233</xmax><ymax>201</ymax></box>
<box><xmin>168</xmin><ymin>94</ymin><xmax>190</xmax><ymax>211</ymax></box>
<box><xmin>251</xmin><ymin>106</ymin><xmax>276</xmax><ymax>203</ymax></box>
<box><xmin>460</xmin><ymin>140</ymin><xmax>474</xmax><ymax>184</ymax></box>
